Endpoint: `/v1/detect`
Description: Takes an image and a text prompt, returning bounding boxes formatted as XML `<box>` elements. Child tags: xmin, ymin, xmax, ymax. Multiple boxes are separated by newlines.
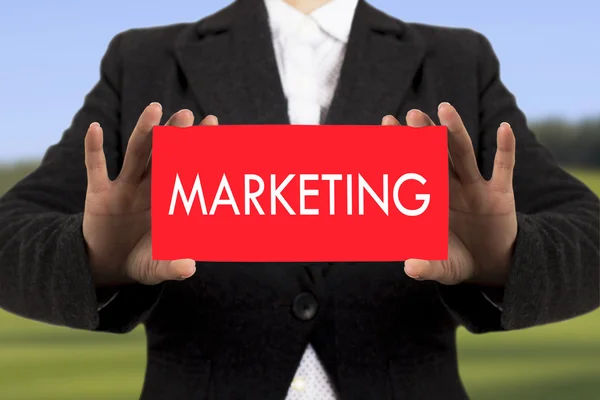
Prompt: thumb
<box><xmin>405</xmin><ymin>259</ymin><xmax>439</xmax><ymax>281</ymax></box>
<box><xmin>149</xmin><ymin>259</ymin><xmax>197</xmax><ymax>284</ymax></box>
<box><xmin>404</xmin><ymin>259</ymin><xmax>461</xmax><ymax>285</ymax></box>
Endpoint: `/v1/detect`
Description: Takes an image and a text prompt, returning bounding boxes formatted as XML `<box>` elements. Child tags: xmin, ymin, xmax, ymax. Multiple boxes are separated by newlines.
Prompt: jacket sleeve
<box><xmin>0</xmin><ymin>32</ymin><xmax>162</xmax><ymax>334</ymax></box>
<box><xmin>437</xmin><ymin>31</ymin><xmax>600</xmax><ymax>333</ymax></box>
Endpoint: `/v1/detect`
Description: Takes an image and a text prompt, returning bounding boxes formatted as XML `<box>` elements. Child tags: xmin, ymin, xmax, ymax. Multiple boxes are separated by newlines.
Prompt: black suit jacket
<box><xmin>0</xmin><ymin>0</ymin><xmax>598</xmax><ymax>399</ymax></box>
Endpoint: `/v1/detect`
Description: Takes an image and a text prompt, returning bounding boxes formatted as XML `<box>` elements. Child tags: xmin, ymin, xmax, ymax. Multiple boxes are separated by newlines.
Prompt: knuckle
<box><xmin>87</xmin><ymin>183</ymin><xmax>110</xmax><ymax>194</ymax></box>
<box><xmin>493</xmin><ymin>162</ymin><xmax>514</xmax><ymax>172</ymax></box>
<box><xmin>86</xmin><ymin>160</ymin><xmax>106</xmax><ymax>171</ymax></box>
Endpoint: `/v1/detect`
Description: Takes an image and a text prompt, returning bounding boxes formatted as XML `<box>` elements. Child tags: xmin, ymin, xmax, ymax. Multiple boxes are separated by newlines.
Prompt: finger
<box><xmin>84</xmin><ymin>122</ymin><xmax>110</xmax><ymax>193</ymax></box>
<box><xmin>153</xmin><ymin>259</ymin><xmax>197</xmax><ymax>283</ymax></box>
<box><xmin>406</xmin><ymin>109</ymin><xmax>434</xmax><ymax>127</ymax></box>
<box><xmin>140</xmin><ymin>109</ymin><xmax>197</xmax><ymax>182</ymax></box>
<box><xmin>201</xmin><ymin>114</ymin><xmax>219</xmax><ymax>126</ymax></box>
<box><xmin>382</xmin><ymin>115</ymin><xmax>400</xmax><ymax>126</ymax></box>
<box><xmin>119</xmin><ymin>102</ymin><xmax>163</xmax><ymax>184</ymax></box>
<box><xmin>168</xmin><ymin>109</ymin><xmax>196</xmax><ymax>127</ymax></box>
<box><xmin>405</xmin><ymin>109</ymin><xmax>459</xmax><ymax>182</ymax></box>
<box><xmin>490</xmin><ymin>122</ymin><xmax>516</xmax><ymax>193</ymax></box>
<box><xmin>438</xmin><ymin>102</ymin><xmax>482</xmax><ymax>185</ymax></box>
<box><xmin>140</xmin><ymin>112</ymin><xmax>219</xmax><ymax>186</ymax></box>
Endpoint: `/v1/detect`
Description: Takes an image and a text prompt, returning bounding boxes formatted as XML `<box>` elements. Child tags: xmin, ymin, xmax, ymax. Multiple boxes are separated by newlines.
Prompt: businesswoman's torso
<box><xmin>108</xmin><ymin>0</ymin><xmax>491</xmax><ymax>398</ymax></box>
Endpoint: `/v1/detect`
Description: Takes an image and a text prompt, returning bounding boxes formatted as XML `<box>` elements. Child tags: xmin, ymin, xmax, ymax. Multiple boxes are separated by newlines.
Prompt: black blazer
<box><xmin>0</xmin><ymin>0</ymin><xmax>598</xmax><ymax>399</ymax></box>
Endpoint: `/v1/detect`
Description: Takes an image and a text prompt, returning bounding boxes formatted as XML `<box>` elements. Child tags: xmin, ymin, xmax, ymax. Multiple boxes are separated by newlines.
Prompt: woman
<box><xmin>0</xmin><ymin>0</ymin><xmax>598</xmax><ymax>399</ymax></box>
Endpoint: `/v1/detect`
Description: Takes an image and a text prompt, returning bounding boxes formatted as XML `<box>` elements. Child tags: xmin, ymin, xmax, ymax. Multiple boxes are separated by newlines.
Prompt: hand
<box><xmin>83</xmin><ymin>102</ymin><xmax>218</xmax><ymax>286</ymax></box>
<box><xmin>383</xmin><ymin>102</ymin><xmax>518</xmax><ymax>286</ymax></box>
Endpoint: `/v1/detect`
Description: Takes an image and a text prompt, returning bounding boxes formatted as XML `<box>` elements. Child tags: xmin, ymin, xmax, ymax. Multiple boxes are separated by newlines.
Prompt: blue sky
<box><xmin>0</xmin><ymin>0</ymin><xmax>597</xmax><ymax>162</ymax></box>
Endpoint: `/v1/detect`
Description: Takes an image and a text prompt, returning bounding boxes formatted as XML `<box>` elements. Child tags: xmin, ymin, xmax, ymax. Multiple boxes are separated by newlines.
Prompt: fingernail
<box><xmin>404</xmin><ymin>265</ymin><xmax>418</xmax><ymax>278</ymax></box>
<box><xmin>149</xmin><ymin>102</ymin><xmax>162</xmax><ymax>110</ymax></box>
<box><xmin>204</xmin><ymin>115</ymin><xmax>218</xmax><ymax>124</ymax></box>
<box><xmin>407</xmin><ymin>273</ymin><xmax>423</xmax><ymax>281</ymax></box>
<box><xmin>438</xmin><ymin>102</ymin><xmax>451</xmax><ymax>110</ymax></box>
<box><xmin>89</xmin><ymin>122</ymin><xmax>100</xmax><ymax>129</ymax></box>
<box><xmin>178</xmin><ymin>265</ymin><xmax>196</xmax><ymax>280</ymax></box>
<box><xmin>501</xmin><ymin>122</ymin><xmax>511</xmax><ymax>128</ymax></box>
<box><xmin>407</xmin><ymin>109</ymin><xmax>421</xmax><ymax>117</ymax></box>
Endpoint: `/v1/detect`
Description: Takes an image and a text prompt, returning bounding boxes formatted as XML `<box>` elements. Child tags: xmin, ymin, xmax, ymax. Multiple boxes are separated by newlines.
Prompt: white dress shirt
<box><xmin>263</xmin><ymin>0</ymin><xmax>358</xmax><ymax>398</ymax></box>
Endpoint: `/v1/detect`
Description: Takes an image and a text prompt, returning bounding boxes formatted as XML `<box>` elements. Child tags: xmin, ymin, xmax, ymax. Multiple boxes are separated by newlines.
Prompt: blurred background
<box><xmin>0</xmin><ymin>0</ymin><xmax>599</xmax><ymax>399</ymax></box>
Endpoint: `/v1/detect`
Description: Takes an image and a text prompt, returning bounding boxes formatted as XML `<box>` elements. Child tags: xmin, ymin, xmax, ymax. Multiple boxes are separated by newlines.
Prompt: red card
<box><xmin>151</xmin><ymin>125</ymin><xmax>448</xmax><ymax>262</ymax></box>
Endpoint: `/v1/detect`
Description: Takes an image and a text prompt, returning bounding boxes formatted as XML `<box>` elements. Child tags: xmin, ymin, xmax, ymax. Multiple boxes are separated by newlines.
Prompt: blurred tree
<box><xmin>532</xmin><ymin>117</ymin><xmax>600</xmax><ymax>167</ymax></box>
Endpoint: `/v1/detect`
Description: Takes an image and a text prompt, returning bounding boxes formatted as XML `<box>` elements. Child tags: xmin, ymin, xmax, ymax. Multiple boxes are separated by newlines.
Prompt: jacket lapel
<box><xmin>174</xmin><ymin>0</ymin><xmax>289</xmax><ymax>125</ymax></box>
<box><xmin>174</xmin><ymin>0</ymin><xmax>426</xmax><ymax>126</ymax></box>
<box><xmin>324</xmin><ymin>0</ymin><xmax>427</xmax><ymax>125</ymax></box>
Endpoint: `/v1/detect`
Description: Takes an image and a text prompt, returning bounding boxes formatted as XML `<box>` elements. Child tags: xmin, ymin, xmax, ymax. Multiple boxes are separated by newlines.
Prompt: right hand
<box><xmin>83</xmin><ymin>102</ymin><xmax>218</xmax><ymax>286</ymax></box>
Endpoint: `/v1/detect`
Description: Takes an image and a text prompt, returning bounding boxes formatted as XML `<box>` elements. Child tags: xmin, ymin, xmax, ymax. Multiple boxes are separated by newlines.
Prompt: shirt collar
<box><xmin>264</xmin><ymin>0</ymin><xmax>359</xmax><ymax>44</ymax></box>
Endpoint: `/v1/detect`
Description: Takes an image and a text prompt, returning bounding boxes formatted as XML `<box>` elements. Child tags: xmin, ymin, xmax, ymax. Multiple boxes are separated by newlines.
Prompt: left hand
<box><xmin>383</xmin><ymin>102</ymin><xmax>518</xmax><ymax>286</ymax></box>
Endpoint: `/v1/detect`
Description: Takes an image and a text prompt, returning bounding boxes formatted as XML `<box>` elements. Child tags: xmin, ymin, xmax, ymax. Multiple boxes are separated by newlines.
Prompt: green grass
<box><xmin>0</xmin><ymin>165</ymin><xmax>599</xmax><ymax>399</ymax></box>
